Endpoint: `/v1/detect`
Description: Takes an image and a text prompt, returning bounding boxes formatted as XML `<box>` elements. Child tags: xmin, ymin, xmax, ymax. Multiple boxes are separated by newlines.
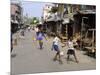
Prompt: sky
<box><xmin>11</xmin><ymin>0</ymin><xmax>52</xmax><ymax>19</ymax></box>
<box><xmin>21</xmin><ymin>1</ymin><xmax>52</xmax><ymax>19</ymax></box>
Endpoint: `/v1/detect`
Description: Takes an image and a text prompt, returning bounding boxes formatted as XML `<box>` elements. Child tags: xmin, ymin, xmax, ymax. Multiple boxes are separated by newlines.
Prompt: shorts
<box><xmin>67</xmin><ymin>49</ymin><xmax>75</xmax><ymax>55</ymax></box>
<box><xmin>38</xmin><ymin>40</ymin><xmax>43</xmax><ymax>43</ymax></box>
<box><xmin>37</xmin><ymin>37</ymin><xmax>43</xmax><ymax>40</ymax></box>
<box><xmin>53</xmin><ymin>45</ymin><xmax>59</xmax><ymax>51</ymax></box>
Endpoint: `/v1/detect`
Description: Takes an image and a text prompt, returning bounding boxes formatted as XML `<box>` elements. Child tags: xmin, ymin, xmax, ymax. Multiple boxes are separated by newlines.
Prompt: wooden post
<box><xmin>88</xmin><ymin>29</ymin><xmax>95</xmax><ymax>52</ymax></box>
<box><xmin>92</xmin><ymin>30</ymin><xmax>95</xmax><ymax>52</ymax></box>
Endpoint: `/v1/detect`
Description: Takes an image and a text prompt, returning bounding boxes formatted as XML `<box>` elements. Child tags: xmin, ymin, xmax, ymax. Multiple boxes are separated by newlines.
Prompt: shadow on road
<box><xmin>64</xmin><ymin>57</ymin><xmax>77</xmax><ymax>64</ymax></box>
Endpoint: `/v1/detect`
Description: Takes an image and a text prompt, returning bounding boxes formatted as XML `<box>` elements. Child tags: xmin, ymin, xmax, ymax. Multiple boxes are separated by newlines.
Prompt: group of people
<box><xmin>11</xmin><ymin>25</ymin><xmax>79</xmax><ymax>64</ymax></box>
<box><xmin>34</xmin><ymin>26</ymin><xmax>79</xmax><ymax>64</ymax></box>
<box><xmin>51</xmin><ymin>34</ymin><xmax>79</xmax><ymax>64</ymax></box>
<box><xmin>11</xmin><ymin>27</ymin><xmax>27</xmax><ymax>52</ymax></box>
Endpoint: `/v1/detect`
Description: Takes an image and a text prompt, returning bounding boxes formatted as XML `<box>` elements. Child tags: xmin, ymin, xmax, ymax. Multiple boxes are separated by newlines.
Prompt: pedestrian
<box><xmin>11</xmin><ymin>32</ymin><xmax>13</xmax><ymax>52</ymax></box>
<box><xmin>20</xmin><ymin>29</ymin><xmax>25</xmax><ymax>39</ymax></box>
<box><xmin>51</xmin><ymin>34</ymin><xmax>63</xmax><ymax>64</ymax></box>
<box><xmin>36</xmin><ymin>28</ymin><xmax>47</xmax><ymax>49</ymax></box>
<box><xmin>62</xmin><ymin>38</ymin><xmax>79</xmax><ymax>63</ymax></box>
<box><xmin>35</xmin><ymin>26</ymin><xmax>39</xmax><ymax>36</ymax></box>
<box><xmin>21</xmin><ymin>29</ymin><xmax>24</xmax><ymax>36</ymax></box>
<box><xmin>13</xmin><ymin>32</ymin><xmax>18</xmax><ymax>45</ymax></box>
<box><xmin>76</xmin><ymin>38</ymin><xmax>81</xmax><ymax>49</ymax></box>
<box><xmin>28</xmin><ymin>26</ymin><xmax>31</xmax><ymax>31</ymax></box>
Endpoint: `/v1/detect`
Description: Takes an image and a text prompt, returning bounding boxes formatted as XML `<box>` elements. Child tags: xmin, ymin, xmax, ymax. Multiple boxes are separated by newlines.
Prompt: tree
<box><xmin>30</xmin><ymin>17</ymin><xmax>39</xmax><ymax>25</ymax></box>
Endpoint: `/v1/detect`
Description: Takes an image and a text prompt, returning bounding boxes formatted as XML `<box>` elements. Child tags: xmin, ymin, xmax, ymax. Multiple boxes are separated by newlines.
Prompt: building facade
<box><xmin>11</xmin><ymin>2</ymin><xmax>23</xmax><ymax>33</ymax></box>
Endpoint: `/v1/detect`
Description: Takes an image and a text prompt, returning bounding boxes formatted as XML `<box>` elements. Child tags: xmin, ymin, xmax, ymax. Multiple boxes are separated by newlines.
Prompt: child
<box><xmin>37</xmin><ymin>29</ymin><xmax>47</xmax><ymax>49</ymax></box>
<box><xmin>11</xmin><ymin>32</ymin><xmax>13</xmax><ymax>52</ymax></box>
<box><xmin>51</xmin><ymin>34</ymin><xmax>63</xmax><ymax>64</ymax></box>
<box><xmin>62</xmin><ymin>38</ymin><xmax>79</xmax><ymax>63</ymax></box>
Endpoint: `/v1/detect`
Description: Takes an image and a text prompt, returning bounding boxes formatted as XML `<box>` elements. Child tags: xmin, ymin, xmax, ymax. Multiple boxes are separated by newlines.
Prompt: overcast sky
<box><xmin>11</xmin><ymin>0</ymin><xmax>52</xmax><ymax>19</ymax></box>
<box><xmin>21</xmin><ymin>1</ymin><xmax>53</xmax><ymax>20</ymax></box>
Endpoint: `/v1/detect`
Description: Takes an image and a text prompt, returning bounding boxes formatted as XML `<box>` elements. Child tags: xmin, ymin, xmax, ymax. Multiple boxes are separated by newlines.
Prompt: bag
<box><xmin>60</xmin><ymin>51</ymin><xmax>64</xmax><ymax>56</ymax></box>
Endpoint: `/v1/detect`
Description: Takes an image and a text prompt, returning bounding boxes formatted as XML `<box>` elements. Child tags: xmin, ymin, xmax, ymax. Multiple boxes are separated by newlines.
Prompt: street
<box><xmin>11</xmin><ymin>30</ymin><xmax>96</xmax><ymax>75</ymax></box>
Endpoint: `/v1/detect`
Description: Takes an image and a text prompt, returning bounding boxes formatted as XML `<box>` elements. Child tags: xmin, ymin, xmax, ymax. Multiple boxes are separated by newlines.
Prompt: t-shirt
<box><xmin>53</xmin><ymin>37</ymin><xmax>60</xmax><ymax>45</ymax></box>
<box><xmin>37</xmin><ymin>32</ymin><xmax>44</xmax><ymax>40</ymax></box>
<box><xmin>67</xmin><ymin>41</ymin><xmax>74</xmax><ymax>50</ymax></box>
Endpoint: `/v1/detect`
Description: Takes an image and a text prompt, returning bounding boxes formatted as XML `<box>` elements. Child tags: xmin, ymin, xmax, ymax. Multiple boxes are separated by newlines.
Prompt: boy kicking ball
<box><xmin>51</xmin><ymin>34</ymin><xmax>63</xmax><ymax>64</ymax></box>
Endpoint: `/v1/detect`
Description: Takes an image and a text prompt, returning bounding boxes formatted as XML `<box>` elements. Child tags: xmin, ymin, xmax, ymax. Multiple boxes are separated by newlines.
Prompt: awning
<box><xmin>62</xmin><ymin>18</ymin><xmax>70</xmax><ymax>24</ymax></box>
<box><xmin>79</xmin><ymin>10</ymin><xmax>96</xmax><ymax>14</ymax></box>
<box><xmin>73</xmin><ymin>10</ymin><xmax>96</xmax><ymax>16</ymax></box>
<box><xmin>46</xmin><ymin>14</ymin><xmax>61</xmax><ymax>22</ymax></box>
<box><xmin>46</xmin><ymin>17</ymin><xmax>56</xmax><ymax>21</ymax></box>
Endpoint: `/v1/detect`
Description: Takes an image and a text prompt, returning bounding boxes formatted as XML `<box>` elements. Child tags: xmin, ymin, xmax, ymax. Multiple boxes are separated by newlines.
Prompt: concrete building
<box><xmin>61</xmin><ymin>4</ymin><xmax>96</xmax><ymax>39</ymax></box>
<box><xmin>43</xmin><ymin>4</ymin><xmax>53</xmax><ymax>22</ymax></box>
<box><xmin>11</xmin><ymin>1</ymin><xmax>23</xmax><ymax>33</ymax></box>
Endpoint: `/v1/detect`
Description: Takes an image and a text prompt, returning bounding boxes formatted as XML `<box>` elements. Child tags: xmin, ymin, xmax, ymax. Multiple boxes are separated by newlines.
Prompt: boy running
<box><xmin>51</xmin><ymin>34</ymin><xmax>63</xmax><ymax>64</ymax></box>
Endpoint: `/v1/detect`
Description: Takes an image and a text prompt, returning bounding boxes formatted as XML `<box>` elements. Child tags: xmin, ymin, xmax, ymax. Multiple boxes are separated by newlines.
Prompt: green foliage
<box><xmin>30</xmin><ymin>17</ymin><xmax>39</xmax><ymax>25</ymax></box>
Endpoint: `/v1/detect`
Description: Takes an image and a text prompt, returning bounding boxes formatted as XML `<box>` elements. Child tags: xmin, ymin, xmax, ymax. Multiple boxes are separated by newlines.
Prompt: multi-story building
<box><xmin>62</xmin><ymin>4</ymin><xmax>96</xmax><ymax>39</ymax></box>
<box><xmin>42</xmin><ymin>4</ymin><xmax>57</xmax><ymax>34</ymax></box>
<box><xmin>42</xmin><ymin>3</ymin><xmax>96</xmax><ymax>40</ymax></box>
<box><xmin>11</xmin><ymin>1</ymin><xmax>23</xmax><ymax>33</ymax></box>
<box><xmin>43</xmin><ymin>4</ymin><xmax>53</xmax><ymax>22</ymax></box>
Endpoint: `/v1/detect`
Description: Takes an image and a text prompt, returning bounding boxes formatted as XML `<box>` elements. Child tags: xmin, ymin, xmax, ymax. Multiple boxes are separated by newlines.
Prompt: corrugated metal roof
<box><xmin>80</xmin><ymin>10</ymin><xmax>96</xmax><ymax>14</ymax></box>
<box><xmin>46</xmin><ymin>14</ymin><xmax>61</xmax><ymax>22</ymax></box>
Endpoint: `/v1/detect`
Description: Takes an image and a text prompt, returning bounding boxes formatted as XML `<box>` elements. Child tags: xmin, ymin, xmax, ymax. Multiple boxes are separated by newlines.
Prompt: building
<box><xmin>61</xmin><ymin>4</ymin><xmax>96</xmax><ymax>39</ymax></box>
<box><xmin>42</xmin><ymin>4</ymin><xmax>55</xmax><ymax>34</ymax></box>
<box><xmin>11</xmin><ymin>2</ymin><xmax>23</xmax><ymax>33</ymax></box>
<box><xmin>43</xmin><ymin>4</ymin><xmax>53</xmax><ymax>22</ymax></box>
<box><xmin>72</xmin><ymin>5</ymin><xmax>96</xmax><ymax>38</ymax></box>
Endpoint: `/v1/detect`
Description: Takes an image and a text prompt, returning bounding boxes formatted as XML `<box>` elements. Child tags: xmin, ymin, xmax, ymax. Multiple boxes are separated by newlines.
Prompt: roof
<box><xmin>11</xmin><ymin>20</ymin><xmax>19</xmax><ymax>24</ymax></box>
<box><xmin>46</xmin><ymin>14</ymin><xmax>61</xmax><ymax>22</ymax></box>
<box><xmin>79</xmin><ymin>10</ymin><xmax>96</xmax><ymax>14</ymax></box>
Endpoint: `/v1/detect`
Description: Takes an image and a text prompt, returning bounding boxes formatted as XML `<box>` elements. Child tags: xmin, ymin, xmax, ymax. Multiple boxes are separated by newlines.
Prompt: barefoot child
<box><xmin>51</xmin><ymin>34</ymin><xmax>63</xmax><ymax>64</ymax></box>
<box><xmin>37</xmin><ymin>29</ymin><xmax>47</xmax><ymax>49</ymax></box>
<box><xmin>62</xmin><ymin>38</ymin><xmax>79</xmax><ymax>63</ymax></box>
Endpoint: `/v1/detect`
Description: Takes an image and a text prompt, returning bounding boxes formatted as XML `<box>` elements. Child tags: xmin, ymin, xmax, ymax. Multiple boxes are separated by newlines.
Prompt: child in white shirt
<box><xmin>62</xmin><ymin>38</ymin><xmax>79</xmax><ymax>63</ymax></box>
<box><xmin>51</xmin><ymin>34</ymin><xmax>63</xmax><ymax>64</ymax></box>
